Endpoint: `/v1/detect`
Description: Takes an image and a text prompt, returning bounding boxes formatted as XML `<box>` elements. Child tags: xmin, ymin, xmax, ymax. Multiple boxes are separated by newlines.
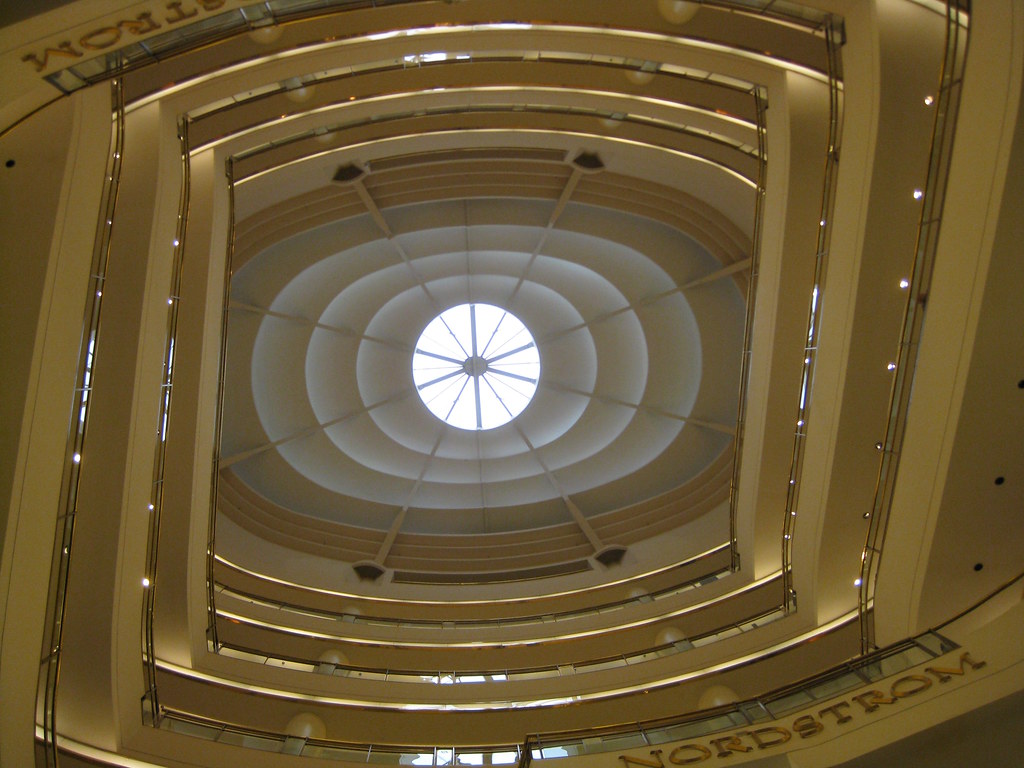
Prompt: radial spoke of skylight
<box><xmin>480</xmin><ymin>375</ymin><xmax>515</xmax><ymax>421</ymax></box>
<box><xmin>487</xmin><ymin>341</ymin><xmax>537</xmax><ymax>365</ymax></box>
<box><xmin>414</xmin><ymin>348</ymin><xmax>465</xmax><ymax>366</ymax></box>
<box><xmin>487</xmin><ymin>368</ymin><xmax>538</xmax><ymax>385</ymax></box>
<box><xmin>417</xmin><ymin>368</ymin><xmax>464</xmax><ymax>391</ymax></box>
<box><xmin>478</xmin><ymin>311</ymin><xmax>508</xmax><ymax>358</ymax></box>
<box><xmin>413</xmin><ymin>303</ymin><xmax>540</xmax><ymax>430</ymax></box>
<box><xmin>486</xmin><ymin>370</ymin><xmax>536</xmax><ymax>406</ymax></box>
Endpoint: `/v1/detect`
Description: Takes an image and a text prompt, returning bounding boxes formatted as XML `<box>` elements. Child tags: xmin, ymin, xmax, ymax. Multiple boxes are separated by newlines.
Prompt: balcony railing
<box><xmin>145</xmin><ymin>626</ymin><xmax>955</xmax><ymax>765</ymax></box>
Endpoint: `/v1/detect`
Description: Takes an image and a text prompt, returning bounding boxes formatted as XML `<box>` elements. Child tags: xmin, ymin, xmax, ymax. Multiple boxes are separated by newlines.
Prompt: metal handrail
<box><xmin>781</xmin><ymin>16</ymin><xmax>844</xmax><ymax>610</ymax></box>
<box><xmin>40</xmin><ymin>0</ymin><xmax>837</xmax><ymax>97</ymax></box>
<box><xmin>38</xmin><ymin>76</ymin><xmax>124</xmax><ymax>768</ymax></box>
<box><xmin>205</xmin><ymin>153</ymin><xmax>237</xmax><ymax>654</ymax></box>
<box><xmin>520</xmin><ymin>630</ymin><xmax>954</xmax><ymax>764</ymax></box>
<box><xmin>213</xmin><ymin>561</ymin><xmax>735</xmax><ymax>631</ymax></box>
<box><xmin>858</xmin><ymin>0</ymin><xmax>970</xmax><ymax>654</ymax></box>
<box><xmin>728</xmin><ymin>85</ymin><xmax>768</xmax><ymax>572</ymax></box>
<box><xmin>213</xmin><ymin>605</ymin><xmax>786</xmax><ymax>684</ymax></box>
<box><xmin>139</xmin><ymin>624</ymin><xmax>956</xmax><ymax>767</ymax></box>
<box><xmin>141</xmin><ymin>113</ymin><xmax>193</xmax><ymax>725</ymax></box>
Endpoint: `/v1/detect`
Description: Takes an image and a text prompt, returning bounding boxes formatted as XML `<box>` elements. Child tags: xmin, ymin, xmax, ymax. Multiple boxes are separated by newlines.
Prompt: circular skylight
<box><xmin>413</xmin><ymin>303</ymin><xmax>540</xmax><ymax>430</ymax></box>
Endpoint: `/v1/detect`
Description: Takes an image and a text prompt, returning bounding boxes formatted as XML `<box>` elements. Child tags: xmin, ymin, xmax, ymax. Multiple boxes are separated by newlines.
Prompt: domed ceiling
<box><xmin>222</xmin><ymin>189</ymin><xmax>745</xmax><ymax>530</ymax></box>
<box><xmin>196</xmin><ymin>0</ymin><xmax>795</xmax><ymax>580</ymax></box>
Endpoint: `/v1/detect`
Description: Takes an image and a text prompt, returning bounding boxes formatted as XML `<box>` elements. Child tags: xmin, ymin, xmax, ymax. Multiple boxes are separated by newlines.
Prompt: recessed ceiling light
<box><xmin>854</xmin><ymin>578</ymin><xmax>862</xmax><ymax>587</ymax></box>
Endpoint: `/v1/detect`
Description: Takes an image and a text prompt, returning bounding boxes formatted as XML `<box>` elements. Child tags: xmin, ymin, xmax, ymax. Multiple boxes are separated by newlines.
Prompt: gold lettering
<box><xmin>78</xmin><ymin>27</ymin><xmax>122</xmax><ymax>51</ymax></box>
<box><xmin>164</xmin><ymin>1</ymin><xmax>198</xmax><ymax>23</ymax></box>
<box><xmin>890</xmin><ymin>674</ymin><xmax>932</xmax><ymax>698</ymax></box>
<box><xmin>818</xmin><ymin>702</ymin><xmax>853</xmax><ymax>724</ymax></box>
<box><xmin>668</xmin><ymin>745</ymin><xmax>712</xmax><ymax>765</ymax></box>
<box><xmin>926</xmin><ymin>652</ymin><xmax>987</xmax><ymax>683</ymax></box>
<box><xmin>21</xmin><ymin>41</ymin><xmax>82</xmax><ymax>72</ymax></box>
<box><xmin>792</xmin><ymin>715</ymin><xmax>824</xmax><ymax>739</ymax></box>
<box><xmin>850</xmin><ymin>689</ymin><xmax>896</xmax><ymax>713</ymax></box>
<box><xmin>619</xmin><ymin>750</ymin><xmax>665</xmax><ymax>768</ymax></box>
<box><xmin>118</xmin><ymin>12</ymin><xmax>161</xmax><ymax>37</ymax></box>
<box><xmin>739</xmin><ymin>727</ymin><xmax>791</xmax><ymax>750</ymax></box>
<box><xmin>708</xmin><ymin>736</ymin><xmax>752</xmax><ymax>758</ymax></box>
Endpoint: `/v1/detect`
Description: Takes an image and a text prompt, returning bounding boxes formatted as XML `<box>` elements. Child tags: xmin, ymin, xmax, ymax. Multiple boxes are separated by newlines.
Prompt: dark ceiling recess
<box><xmin>572</xmin><ymin>152</ymin><xmax>604</xmax><ymax>172</ymax></box>
<box><xmin>332</xmin><ymin>163</ymin><xmax>365</xmax><ymax>183</ymax></box>
<box><xmin>352</xmin><ymin>561</ymin><xmax>386</xmax><ymax>581</ymax></box>
<box><xmin>595</xmin><ymin>545</ymin><xmax>628</xmax><ymax>567</ymax></box>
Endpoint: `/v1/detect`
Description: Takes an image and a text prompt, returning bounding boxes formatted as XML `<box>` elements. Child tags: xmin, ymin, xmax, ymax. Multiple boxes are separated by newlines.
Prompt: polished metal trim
<box><xmin>39</xmin><ymin>76</ymin><xmax>125</xmax><ymax>768</ymax></box>
<box><xmin>141</xmin><ymin>113</ymin><xmax>192</xmax><ymax>725</ymax></box>
<box><xmin>781</xmin><ymin>16</ymin><xmax>844</xmax><ymax>611</ymax></box>
<box><xmin>728</xmin><ymin>85</ymin><xmax>768</xmax><ymax>572</ymax></box>
<box><xmin>858</xmin><ymin>0</ymin><xmax>971</xmax><ymax>654</ymax></box>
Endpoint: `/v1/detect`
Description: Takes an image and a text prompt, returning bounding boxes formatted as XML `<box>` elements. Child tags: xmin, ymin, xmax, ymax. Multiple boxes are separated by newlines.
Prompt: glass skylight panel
<box><xmin>413</xmin><ymin>304</ymin><xmax>540</xmax><ymax>430</ymax></box>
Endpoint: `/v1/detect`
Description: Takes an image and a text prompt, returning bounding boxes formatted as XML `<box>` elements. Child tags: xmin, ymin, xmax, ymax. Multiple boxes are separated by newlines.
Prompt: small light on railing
<box><xmin>854</xmin><ymin>578</ymin><xmax>862</xmax><ymax>587</ymax></box>
<box><xmin>784</xmin><ymin>534</ymin><xmax>791</xmax><ymax>540</ymax></box>
<box><xmin>72</xmin><ymin>453</ymin><xmax>81</xmax><ymax>463</ymax></box>
<box><xmin>173</xmin><ymin>239</ymin><xmax>179</xmax><ymax>247</ymax></box>
<box><xmin>887</xmin><ymin>362</ymin><xmax>897</xmax><ymax>371</ymax></box>
<box><xmin>924</xmin><ymin>95</ymin><xmax>934</xmax><ymax>106</ymax></box>
<box><xmin>167</xmin><ymin>298</ymin><xmax>174</xmax><ymax>305</ymax></box>
<box><xmin>899</xmin><ymin>278</ymin><xmax>910</xmax><ymax>289</ymax></box>
<box><xmin>875</xmin><ymin>442</ymin><xmax>884</xmax><ymax>450</ymax></box>
<box><xmin>797</xmin><ymin>419</ymin><xmax>804</xmax><ymax>427</ymax></box>
<box><xmin>819</xmin><ymin>219</ymin><xmax>826</xmax><ymax>227</ymax></box>
<box><xmin>142</xmin><ymin>577</ymin><xmax>151</xmax><ymax>587</ymax></box>
<box><xmin>913</xmin><ymin>189</ymin><xmax>923</xmax><ymax>200</ymax></box>
<box><xmin>804</xmin><ymin>357</ymin><xmax>810</xmax><ymax>364</ymax></box>
<box><xmin>96</xmin><ymin>290</ymin><xmax>102</xmax><ymax>297</ymax></box>
<box><xmin>148</xmin><ymin>503</ymin><xmax>155</xmax><ymax>511</ymax></box>
<box><xmin>863</xmin><ymin>512</ymin><xmax>871</xmax><ymax>519</ymax></box>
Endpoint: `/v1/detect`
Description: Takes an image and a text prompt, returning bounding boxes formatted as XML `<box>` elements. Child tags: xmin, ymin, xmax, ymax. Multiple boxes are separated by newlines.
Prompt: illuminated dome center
<box><xmin>413</xmin><ymin>303</ymin><xmax>540</xmax><ymax>430</ymax></box>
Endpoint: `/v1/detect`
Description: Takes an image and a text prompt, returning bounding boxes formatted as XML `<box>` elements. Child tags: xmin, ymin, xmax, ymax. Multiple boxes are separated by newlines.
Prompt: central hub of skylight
<box><xmin>413</xmin><ymin>303</ymin><xmax>540</xmax><ymax>430</ymax></box>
